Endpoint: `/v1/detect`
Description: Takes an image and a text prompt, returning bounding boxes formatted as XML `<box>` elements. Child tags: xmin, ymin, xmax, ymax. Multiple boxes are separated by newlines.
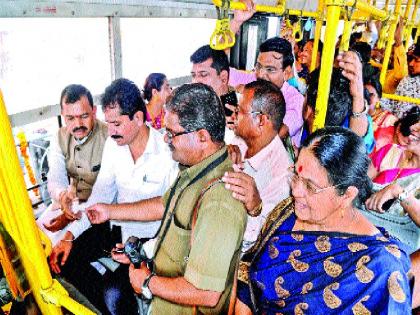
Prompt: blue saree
<box><xmin>237</xmin><ymin>198</ymin><xmax>412</xmax><ymax>314</ymax></box>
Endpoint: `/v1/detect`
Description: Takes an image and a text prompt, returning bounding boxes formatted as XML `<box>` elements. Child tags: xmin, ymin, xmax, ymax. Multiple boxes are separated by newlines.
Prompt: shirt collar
<box><xmin>142</xmin><ymin>127</ymin><xmax>160</xmax><ymax>156</ymax></box>
<box><xmin>183</xmin><ymin>146</ymin><xmax>228</xmax><ymax>181</ymax></box>
<box><xmin>245</xmin><ymin>136</ymin><xmax>282</xmax><ymax>171</ymax></box>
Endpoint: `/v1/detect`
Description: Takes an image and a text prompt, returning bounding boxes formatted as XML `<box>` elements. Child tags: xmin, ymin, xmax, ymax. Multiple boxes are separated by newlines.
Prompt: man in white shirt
<box><xmin>223</xmin><ymin>80</ymin><xmax>292</xmax><ymax>251</ymax></box>
<box><xmin>49</xmin><ymin>78</ymin><xmax>178</xmax><ymax>314</ymax></box>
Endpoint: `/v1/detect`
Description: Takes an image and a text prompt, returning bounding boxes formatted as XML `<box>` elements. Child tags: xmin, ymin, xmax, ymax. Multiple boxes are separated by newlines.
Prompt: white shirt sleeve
<box><xmin>47</xmin><ymin>133</ymin><xmax>69</xmax><ymax>202</ymax></box>
<box><xmin>67</xmin><ymin>138</ymin><xmax>118</xmax><ymax>239</ymax></box>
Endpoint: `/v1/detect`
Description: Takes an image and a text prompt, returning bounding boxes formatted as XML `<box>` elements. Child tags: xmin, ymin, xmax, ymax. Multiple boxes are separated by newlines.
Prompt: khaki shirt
<box><xmin>152</xmin><ymin>147</ymin><xmax>247</xmax><ymax>314</ymax></box>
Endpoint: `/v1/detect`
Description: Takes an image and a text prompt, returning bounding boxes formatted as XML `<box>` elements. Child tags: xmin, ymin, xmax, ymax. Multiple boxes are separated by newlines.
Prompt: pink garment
<box><xmin>371</xmin><ymin>143</ymin><xmax>420</xmax><ymax>185</ymax></box>
<box><xmin>237</xmin><ymin>135</ymin><xmax>292</xmax><ymax>251</ymax></box>
<box><xmin>229</xmin><ymin>67</ymin><xmax>256</xmax><ymax>87</ymax></box>
<box><xmin>228</xmin><ymin>68</ymin><xmax>304</xmax><ymax>147</ymax></box>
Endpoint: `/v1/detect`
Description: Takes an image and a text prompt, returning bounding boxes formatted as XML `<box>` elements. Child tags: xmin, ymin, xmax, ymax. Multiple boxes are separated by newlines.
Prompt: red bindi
<box><xmin>297</xmin><ymin>165</ymin><xmax>303</xmax><ymax>173</ymax></box>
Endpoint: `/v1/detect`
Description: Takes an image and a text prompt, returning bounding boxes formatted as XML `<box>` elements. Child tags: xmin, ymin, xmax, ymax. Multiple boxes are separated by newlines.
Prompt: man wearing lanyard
<box><xmin>88</xmin><ymin>83</ymin><xmax>247</xmax><ymax>314</ymax></box>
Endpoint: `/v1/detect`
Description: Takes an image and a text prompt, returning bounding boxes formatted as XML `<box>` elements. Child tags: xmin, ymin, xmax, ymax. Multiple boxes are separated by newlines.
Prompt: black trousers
<box><xmin>59</xmin><ymin>223</ymin><xmax>116</xmax><ymax>314</ymax></box>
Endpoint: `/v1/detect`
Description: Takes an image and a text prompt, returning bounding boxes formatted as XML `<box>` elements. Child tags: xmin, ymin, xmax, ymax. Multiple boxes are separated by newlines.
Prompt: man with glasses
<box><xmin>49</xmin><ymin>78</ymin><xmax>178</xmax><ymax>314</ymax></box>
<box><xmin>223</xmin><ymin>80</ymin><xmax>292</xmax><ymax>251</ymax></box>
<box><xmin>228</xmin><ymin>1</ymin><xmax>305</xmax><ymax>147</ymax></box>
<box><xmin>88</xmin><ymin>83</ymin><xmax>247</xmax><ymax>314</ymax></box>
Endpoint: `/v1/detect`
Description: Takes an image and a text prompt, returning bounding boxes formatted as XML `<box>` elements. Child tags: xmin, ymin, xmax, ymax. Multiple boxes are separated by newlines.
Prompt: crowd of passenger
<box><xmin>31</xmin><ymin>1</ymin><xmax>420</xmax><ymax>314</ymax></box>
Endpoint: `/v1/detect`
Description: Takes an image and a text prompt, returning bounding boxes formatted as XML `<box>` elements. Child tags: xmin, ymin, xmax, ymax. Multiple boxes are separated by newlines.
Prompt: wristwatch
<box><xmin>141</xmin><ymin>272</ymin><xmax>155</xmax><ymax>300</ymax></box>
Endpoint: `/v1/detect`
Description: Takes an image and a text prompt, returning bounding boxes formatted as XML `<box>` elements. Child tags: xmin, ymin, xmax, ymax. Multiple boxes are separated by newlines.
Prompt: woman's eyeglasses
<box><xmin>288</xmin><ymin>166</ymin><xmax>342</xmax><ymax>195</ymax></box>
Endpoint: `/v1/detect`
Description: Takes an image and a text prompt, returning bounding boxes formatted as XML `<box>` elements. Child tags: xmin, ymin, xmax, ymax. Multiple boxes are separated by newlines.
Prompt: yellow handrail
<box><xmin>405</xmin><ymin>0</ymin><xmax>419</xmax><ymax>50</ymax></box>
<box><xmin>345</xmin><ymin>0</ymin><xmax>389</xmax><ymax>21</ymax></box>
<box><xmin>0</xmin><ymin>89</ymin><xmax>94</xmax><ymax>315</ymax></box>
<box><xmin>404</xmin><ymin>0</ymin><xmax>414</xmax><ymax>20</ymax></box>
<box><xmin>382</xmin><ymin>93</ymin><xmax>420</xmax><ymax>105</ymax></box>
<box><xmin>313</xmin><ymin>0</ymin><xmax>342</xmax><ymax>131</ymax></box>
<box><xmin>340</xmin><ymin>19</ymin><xmax>353</xmax><ymax>52</ymax></box>
<box><xmin>311</xmin><ymin>0</ymin><xmax>324</xmax><ymax>72</ymax></box>
<box><xmin>380</xmin><ymin>0</ymin><xmax>402</xmax><ymax>85</ymax></box>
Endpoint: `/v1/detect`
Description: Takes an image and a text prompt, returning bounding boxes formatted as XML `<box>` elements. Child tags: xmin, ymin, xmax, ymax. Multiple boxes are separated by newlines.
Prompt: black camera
<box><xmin>124</xmin><ymin>236</ymin><xmax>149</xmax><ymax>269</ymax></box>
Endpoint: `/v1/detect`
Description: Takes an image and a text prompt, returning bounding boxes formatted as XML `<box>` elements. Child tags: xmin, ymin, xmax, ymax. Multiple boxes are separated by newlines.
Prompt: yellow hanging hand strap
<box><xmin>293</xmin><ymin>19</ymin><xmax>303</xmax><ymax>42</ymax></box>
<box><xmin>210</xmin><ymin>0</ymin><xmax>235</xmax><ymax>50</ymax></box>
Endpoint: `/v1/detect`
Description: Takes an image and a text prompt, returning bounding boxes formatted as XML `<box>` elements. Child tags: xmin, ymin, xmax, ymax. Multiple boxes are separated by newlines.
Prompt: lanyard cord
<box><xmin>153</xmin><ymin>150</ymin><xmax>228</xmax><ymax>256</ymax></box>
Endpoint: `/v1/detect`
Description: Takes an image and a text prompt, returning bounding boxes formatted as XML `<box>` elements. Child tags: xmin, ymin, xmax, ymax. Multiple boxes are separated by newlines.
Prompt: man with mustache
<box><xmin>38</xmin><ymin>84</ymin><xmax>108</xmax><ymax>241</ymax></box>
<box><xmin>87</xmin><ymin>83</ymin><xmax>247</xmax><ymax>314</ymax></box>
<box><xmin>49</xmin><ymin>78</ymin><xmax>178</xmax><ymax>314</ymax></box>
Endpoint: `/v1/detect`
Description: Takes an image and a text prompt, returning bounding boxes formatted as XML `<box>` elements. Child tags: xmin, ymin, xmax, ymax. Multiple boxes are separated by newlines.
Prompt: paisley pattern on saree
<box><xmin>237</xmin><ymin>198</ymin><xmax>412</xmax><ymax>314</ymax></box>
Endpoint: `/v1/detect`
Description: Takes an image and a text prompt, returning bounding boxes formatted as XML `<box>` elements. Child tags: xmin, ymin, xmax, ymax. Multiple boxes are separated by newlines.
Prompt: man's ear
<box><xmin>92</xmin><ymin>106</ymin><xmax>97</xmax><ymax>119</ymax></box>
<box><xmin>196</xmin><ymin>129</ymin><xmax>211</xmax><ymax>143</ymax></box>
<box><xmin>220</xmin><ymin>70</ymin><xmax>229</xmax><ymax>85</ymax></box>
<box><xmin>259</xmin><ymin>114</ymin><xmax>269</xmax><ymax>127</ymax></box>
<box><xmin>133</xmin><ymin>111</ymin><xmax>144</xmax><ymax>126</ymax></box>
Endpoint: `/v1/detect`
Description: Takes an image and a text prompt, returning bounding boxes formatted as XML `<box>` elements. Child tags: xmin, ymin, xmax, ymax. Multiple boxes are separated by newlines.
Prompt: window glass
<box><xmin>121</xmin><ymin>18</ymin><xmax>216</xmax><ymax>88</ymax></box>
<box><xmin>0</xmin><ymin>18</ymin><xmax>111</xmax><ymax>115</ymax></box>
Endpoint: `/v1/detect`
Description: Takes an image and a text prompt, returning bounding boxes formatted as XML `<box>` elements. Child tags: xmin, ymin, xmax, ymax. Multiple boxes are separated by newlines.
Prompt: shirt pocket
<box><xmin>159</xmin><ymin>218</ymin><xmax>191</xmax><ymax>275</ymax></box>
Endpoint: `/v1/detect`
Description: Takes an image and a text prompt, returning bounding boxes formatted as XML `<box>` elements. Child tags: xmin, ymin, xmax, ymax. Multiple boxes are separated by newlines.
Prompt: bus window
<box><xmin>0</xmin><ymin>18</ymin><xmax>111</xmax><ymax>115</ymax></box>
<box><xmin>121</xmin><ymin>18</ymin><xmax>215</xmax><ymax>86</ymax></box>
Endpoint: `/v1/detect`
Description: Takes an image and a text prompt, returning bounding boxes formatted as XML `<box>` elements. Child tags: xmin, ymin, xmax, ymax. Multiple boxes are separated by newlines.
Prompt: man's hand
<box><xmin>394</xmin><ymin>17</ymin><xmax>404</xmax><ymax>47</ymax></box>
<box><xmin>222</xmin><ymin>171</ymin><xmax>262</xmax><ymax>215</ymax></box>
<box><xmin>43</xmin><ymin>213</ymin><xmax>70</xmax><ymax>232</ymax></box>
<box><xmin>86</xmin><ymin>203</ymin><xmax>111</xmax><ymax>224</ymax></box>
<box><xmin>230</xmin><ymin>0</ymin><xmax>256</xmax><ymax>34</ymax></box>
<box><xmin>227</xmin><ymin>144</ymin><xmax>243</xmax><ymax>166</ymax></box>
<box><xmin>365</xmin><ymin>183</ymin><xmax>403</xmax><ymax>213</ymax></box>
<box><xmin>49</xmin><ymin>238</ymin><xmax>73</xmax><ymax>274</ymax></box>
<box><xmin>111</xmin><ymin>243</ymin><xmax>131</xmax><ymax>264</ymax></box>
<box><xmin>59</xmin><ymin>191</ymin><xmax>81</xmax><ymax>221</ymax></box>
<box><xmin>129</xmin><ymin>262</ymin><xmax>151</xmax><ymax>295</ymax></box>
<box><xmin>336</xmin><ymin>51</ymin><xmax>364</xmax><ymax>103</ymax></box>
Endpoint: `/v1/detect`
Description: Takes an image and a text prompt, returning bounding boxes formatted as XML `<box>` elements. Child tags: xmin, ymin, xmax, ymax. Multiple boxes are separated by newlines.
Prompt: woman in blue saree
<box><xmin>235</xmin><ymin>127</ymin><xmax>412</xmax><ymax>314</ymax></box>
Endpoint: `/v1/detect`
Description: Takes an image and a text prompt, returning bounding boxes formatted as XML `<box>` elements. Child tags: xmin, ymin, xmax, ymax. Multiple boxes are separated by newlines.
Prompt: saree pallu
<box><xmin>370</xmin><ymin>144</ymin><xmax>420</xmax><ymax>185</ymax></box>
<box><xmin>238</xmin><ymin>198</ymin><xmax>412</xmax><ymax>314</ymax></box>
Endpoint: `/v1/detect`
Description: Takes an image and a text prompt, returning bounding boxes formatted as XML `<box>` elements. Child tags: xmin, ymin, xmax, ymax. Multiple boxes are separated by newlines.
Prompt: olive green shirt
<box><xmin>152</xmin><ymin>147</ymin><xmax>247</xmax><ymax>314</ymax></box>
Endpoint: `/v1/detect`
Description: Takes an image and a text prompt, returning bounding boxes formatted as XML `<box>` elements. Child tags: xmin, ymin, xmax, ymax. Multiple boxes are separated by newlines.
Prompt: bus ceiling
<box><xmin>0</xmin><ymin>0</ymin><xmax>418</xmax><ymax>19</ymax></box>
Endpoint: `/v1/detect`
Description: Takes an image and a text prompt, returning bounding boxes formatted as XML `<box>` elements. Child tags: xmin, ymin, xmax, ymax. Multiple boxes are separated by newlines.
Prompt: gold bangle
<box><xmin>61</xmin><ymin>239</ymin><xmax>74</xmax><ymax>242</ymax></box>
<box><xmin>249</xmin><ymin>202</ymin><xmax>262</xmax><ymax>216</ymax></box>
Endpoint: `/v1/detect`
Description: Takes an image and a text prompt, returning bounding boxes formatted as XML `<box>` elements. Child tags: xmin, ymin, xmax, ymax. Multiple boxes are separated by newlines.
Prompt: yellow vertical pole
<box><xmin>404</xmin><ymin>0</ymin><xmax>413</xmax><ymax>20</ymax></box>
<box><xmin>0</xmin><ymin>90</ymin><xmax>62</xmax><ymax>315</ymax></box>
<box><xmin>380</xmin><ymin>0</ymin><xmax>402</xmax><ymax>86</ymax></box>
<box><xmin>405</xmin><ymin>0</ymin><xmax>419</xmax><ymax>50</ymax></box>
<box><xmin>385</xmin><ymin>0</ymin><xmax>390</xmax><ymax>10</ymax></box>
<box><xmin>313</xmin><ymin>0</ymin><xmax>342</xmax><ymax>131</ymax></box>
<box><xmin>311</xmin><ymin>0</ymin><xmax>324</xmax><ymax>71</ymax></box>
<box><xmin>340</xmin><ymin>19</ymin><xmax>353</xmax><ymax>52</ymax></box>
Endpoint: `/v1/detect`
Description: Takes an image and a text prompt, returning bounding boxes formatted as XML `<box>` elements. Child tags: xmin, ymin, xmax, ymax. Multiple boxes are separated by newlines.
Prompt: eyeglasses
<box><xmin>254</xmin><ymin>63</ymin><xmax>282</xmax><ymax>75</ymax></box>
<box><xmin>233</xmin><ymin>107</ymin><xmax>263</xmax><ymax>117</ymax></box>
<box><xmin>289</xmin><ymin>166</ymin><xmax>342</xmax><ymax>195</ymax></box>
<box><xmin>165</xmin><ymin>128</ymin><xmax>200</xmax><ymax>143</ymax></box>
